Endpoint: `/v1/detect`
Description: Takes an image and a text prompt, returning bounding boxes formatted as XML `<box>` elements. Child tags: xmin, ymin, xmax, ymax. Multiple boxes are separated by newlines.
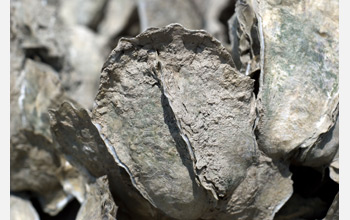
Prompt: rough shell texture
<box><xmin>76</xmin><ymin>176</ymin><xmax>118</xmax><ymax>220</ymax></box>
<box><xmin>94</xmin><ymin>24</ymin><xmax>251</xmax><ymax>218</ymax></box>
<box><xmin>89</xmin><ymin>23</ymin><xmax>292</xmax><ymax>219</ymax></box>
<box><xmin>228</xmin><ymin>0</ymin><xmax>261</xmax><ymax>75</ymax></box>
<box><xmin>10</xmin><ymin>0</ymin><xmax>106</xmax><ymax>110</ymax></box>
<box><xmin>10</xmin><ymin>0</ymin><xmax>339</xmax><ymax>218</ymax></box>
<box><xmin>10</xmin><ymin>2</ymin><xmax>90</xmax><ymax>209</ymax></box>
<box><xmin>10</xmin><ymin>59</ymin><xmax>73</xmax><ymax>215</ymax></box>
<box><xmin>203</xmin><ymin>155</ymin><xmax>292</xmax><ymax>220</ymax></box>
<box><xmin>49</xmin><ymin>102</ymin><xmax>166</xmax><ymax>219</ymax></box>
<box><xmin>254</xmin><ymin>0</ymin><xmax>339</xmax><ymax>161</ymax></box>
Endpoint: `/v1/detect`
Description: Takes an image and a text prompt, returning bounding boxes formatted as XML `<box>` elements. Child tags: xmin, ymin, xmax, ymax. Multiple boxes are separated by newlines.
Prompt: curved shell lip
<box><xmin>102</xmin><ymin>23</ymin><xmax>236</xmax><ymax>71</ymax></box>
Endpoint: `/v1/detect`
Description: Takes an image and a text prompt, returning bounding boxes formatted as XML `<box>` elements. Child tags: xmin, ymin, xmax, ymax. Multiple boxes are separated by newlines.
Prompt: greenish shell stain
<box><xmin>261</xmin><ymin>6</ymin><xmax>338</xmax><ymax>119</ymax></box>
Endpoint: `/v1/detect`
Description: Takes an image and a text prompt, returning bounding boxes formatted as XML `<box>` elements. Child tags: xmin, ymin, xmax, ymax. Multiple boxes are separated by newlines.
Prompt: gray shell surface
<box><xmin>90</xmin><ymin>23</ymin><xmax>292</xmax><ymax>219</ymax></box>
<box><xmin>254</xmin><ymin>0</ymin><xmax>339</xmax><ymax>161</ymax></box>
